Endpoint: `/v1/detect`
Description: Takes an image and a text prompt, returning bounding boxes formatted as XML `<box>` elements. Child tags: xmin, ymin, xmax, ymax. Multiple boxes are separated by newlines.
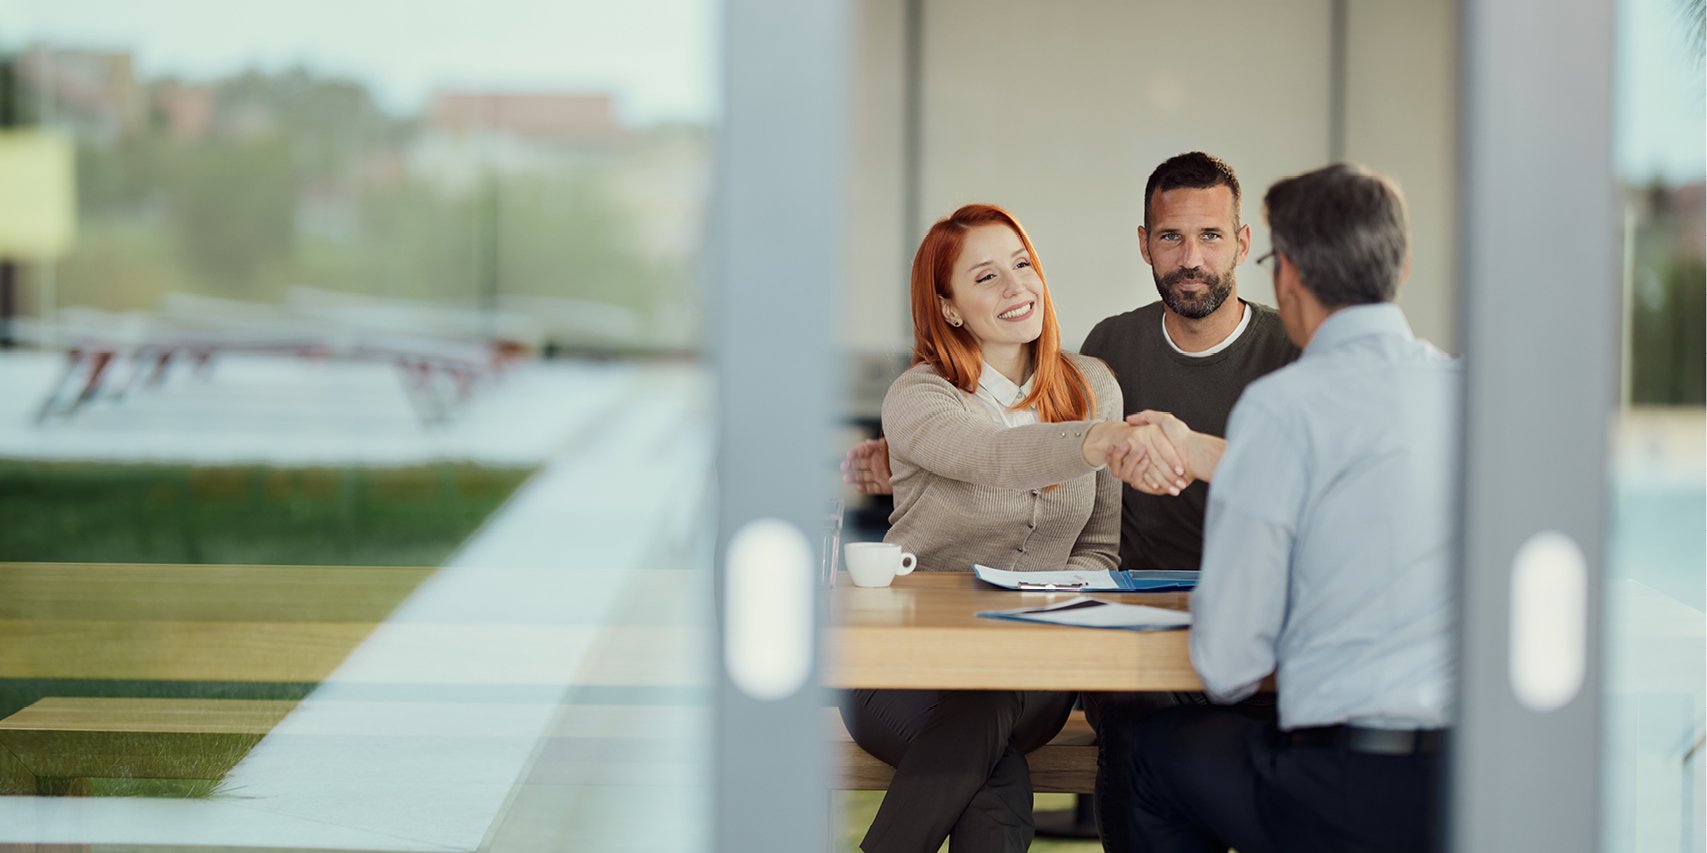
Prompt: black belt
<box><xmin>1285</xmin><ymin>725</ymin><xmax>1445</xmax><ymax>757</ymax></box>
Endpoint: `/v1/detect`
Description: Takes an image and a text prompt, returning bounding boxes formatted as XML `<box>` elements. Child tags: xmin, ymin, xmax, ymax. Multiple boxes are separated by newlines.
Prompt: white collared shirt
<box><xmin>973</xmin><ymin>361</ymin><xmax>1039</xmax><ymax>426</ymax></box>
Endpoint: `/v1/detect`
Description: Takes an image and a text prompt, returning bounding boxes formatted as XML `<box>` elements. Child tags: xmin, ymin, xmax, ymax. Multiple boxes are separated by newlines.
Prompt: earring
<box><xmin>949</xmin><ymin>318</ymin><xmax>962</xmax><ymax>327</ymax></box>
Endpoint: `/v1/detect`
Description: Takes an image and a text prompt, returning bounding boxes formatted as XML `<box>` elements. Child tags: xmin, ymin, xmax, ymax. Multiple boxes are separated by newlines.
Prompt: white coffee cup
<box><xmin>844</xmin><ymin>542</ymin><xmax>918</xmax><ymax>588</ymax></box>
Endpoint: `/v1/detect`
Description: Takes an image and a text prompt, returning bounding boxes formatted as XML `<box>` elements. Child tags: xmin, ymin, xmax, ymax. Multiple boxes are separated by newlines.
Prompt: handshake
<box><xmin>842</xmin><ymin>410</ymin><xmax>1223</xmax><ymax>497</ymax></box>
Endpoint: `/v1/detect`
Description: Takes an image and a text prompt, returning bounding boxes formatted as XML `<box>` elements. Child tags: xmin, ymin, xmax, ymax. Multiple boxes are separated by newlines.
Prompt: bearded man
<box><xmin>1080</xmin><ymin>151</ymin><xmax>1298</xmax><ymax>573</ymax></box>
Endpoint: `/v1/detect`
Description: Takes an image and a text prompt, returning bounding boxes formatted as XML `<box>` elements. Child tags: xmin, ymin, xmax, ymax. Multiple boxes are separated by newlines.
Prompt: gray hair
<box><xmin>1263</xmin><ymin>163</ymin><xmax>1410</xmax><ymax>307</ymax></box>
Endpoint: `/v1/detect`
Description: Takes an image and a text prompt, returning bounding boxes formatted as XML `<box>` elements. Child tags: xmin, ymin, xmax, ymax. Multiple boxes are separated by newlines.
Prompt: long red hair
<box><xmin>909</xmin><ymin>204</ymin><xmax>1093</xmax><ymax>423</ymax></box>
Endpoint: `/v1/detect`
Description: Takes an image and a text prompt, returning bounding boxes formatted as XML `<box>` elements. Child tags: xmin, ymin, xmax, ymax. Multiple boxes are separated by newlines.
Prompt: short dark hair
<box><xmin>1263</xmin><ymin>163</ymin><xmax>1410</xmax><ymax>308</ymax></box>
<box><xmin>1143</xmin><ymin>152</ymin><xmax>1242</xmax><ymax>230</ymax></box>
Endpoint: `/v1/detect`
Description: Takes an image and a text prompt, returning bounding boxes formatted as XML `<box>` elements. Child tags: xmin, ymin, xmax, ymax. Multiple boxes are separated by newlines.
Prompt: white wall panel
<box><xmin>915</xmin><ymin>0</ymin><xmax>1332</xmax><ymax>351</ymax></box>
<box><xmin>844</xmin><ymin>0</ymin><xmax>911</xmax><ymax>355</ymax></box>
<box><xmin>1346</xmin><ymin>0</ymin><xmax>1458</xmax><ymax>352</ymax></box>
<box><xmin>847</xmin><ymin>0</ymin><xmax>1458</xmax><ymax>361</ymax></box>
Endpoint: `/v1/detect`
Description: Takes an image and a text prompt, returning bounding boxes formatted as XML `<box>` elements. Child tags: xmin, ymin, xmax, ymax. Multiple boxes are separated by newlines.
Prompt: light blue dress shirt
<box><xmin>1190</xmin><ymin>303</ymin><xmax>1461</xmax><ymax>731</ymax></box>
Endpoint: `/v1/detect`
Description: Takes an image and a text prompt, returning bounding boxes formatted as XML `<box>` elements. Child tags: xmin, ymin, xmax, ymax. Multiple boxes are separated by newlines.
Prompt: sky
<box><xmin>0</xmin><ymin>0</ymin><xmax>720</xmax><ymax>125</ymax></box>
<box><xmin>1</xmin><ymin>0</ymin><xmax>1701</xmax><ymax>179</ymax></box>
<box><xmin>1615</xmin><ymin>0</ymin><xmax>1706</xmax><ymax>182</ymax></box>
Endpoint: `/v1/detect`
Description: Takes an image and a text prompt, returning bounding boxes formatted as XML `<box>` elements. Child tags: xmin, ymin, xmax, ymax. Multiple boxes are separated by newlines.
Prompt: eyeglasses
<box><xmin>1254</xmin><ymin>249</ymin><xmax>1277</xmax><ymax>268</ymax></box>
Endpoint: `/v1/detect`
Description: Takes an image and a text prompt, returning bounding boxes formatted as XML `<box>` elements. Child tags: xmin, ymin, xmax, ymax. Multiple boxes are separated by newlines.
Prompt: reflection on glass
<box><xmin>1606</xmin><ymin>0</ymin><xmax>1705</xmax><ymax>849</ymax></box>
<box><xmin>0</xmin><ymin>3</ymin><xmax>714</xmax><ymax>850</ymax></box>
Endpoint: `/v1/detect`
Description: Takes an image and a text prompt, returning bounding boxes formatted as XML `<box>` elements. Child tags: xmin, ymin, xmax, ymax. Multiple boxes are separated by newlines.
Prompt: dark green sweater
<box><xmin>1080</xmin><ymin>299</ymin><xmax>1299</xmax><ymax>570</ymax></box>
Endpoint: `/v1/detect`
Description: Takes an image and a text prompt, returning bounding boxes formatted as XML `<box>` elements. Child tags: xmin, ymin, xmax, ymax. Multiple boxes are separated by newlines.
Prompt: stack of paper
<box><xmin>977</xmin><ymin>596</ymin><xmax>1192</xmax><ymax>632</ymax></box>
<box><xmin>972</xmin><ymin>564</ymin><xmax>1198</xmax><ymax>592</ymax></box>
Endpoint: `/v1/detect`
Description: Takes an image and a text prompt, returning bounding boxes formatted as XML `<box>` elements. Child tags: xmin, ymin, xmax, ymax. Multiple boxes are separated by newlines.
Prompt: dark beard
<box><xmin>1155</xmin><ymin>265</ymin><xmax>1235</xmax><ymax>319</ymax></box>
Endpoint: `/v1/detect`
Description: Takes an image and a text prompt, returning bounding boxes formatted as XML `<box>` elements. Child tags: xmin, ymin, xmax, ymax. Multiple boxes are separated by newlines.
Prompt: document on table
<box><xmin>977</xmin><ymin>596</ymin><xmax>1192</xmax><ymax>631</ymax></box>
<box><xmin>972</xmin><ymin>564</ymin><xmax>1199</xmax><ymax>592</ymax></box>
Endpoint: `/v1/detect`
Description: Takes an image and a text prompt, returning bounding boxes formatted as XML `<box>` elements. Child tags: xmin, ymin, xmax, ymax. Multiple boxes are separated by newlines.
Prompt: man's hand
<box><xmin>841</xmin><ymin>437</ymin><xmax>894</xmax><ymax>495</ymax></box>
<box><xmin>1107</xmin><ymin>422</ymin><xmax>1193</xmax><ymax>496</ymax></box>
<box><xmin>1120</xmin><ymin>410</ymin><xmax>1226</xmax><ymax>487</ymax></box>
<box><xmin>1088</xmin><ymin>419</ymin><xmax>1188</xmax><ymax>495</ymax></box>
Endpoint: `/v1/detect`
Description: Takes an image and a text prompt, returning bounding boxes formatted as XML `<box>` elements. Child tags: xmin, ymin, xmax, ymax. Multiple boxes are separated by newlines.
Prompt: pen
<box><xmin>1017</xmin><ymin>581</ymin><xmax>1087</xmax><ymax>591</ymax></box>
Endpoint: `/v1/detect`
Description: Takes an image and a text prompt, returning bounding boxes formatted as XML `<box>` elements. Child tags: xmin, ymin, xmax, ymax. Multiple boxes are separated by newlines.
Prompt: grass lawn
<box><xmin>837</xmin><ymin>792</ymin><xmax>1102</xmax><ymax>852</ymax></box>
<box><xmin>0</xmin><ymin>459</ymin><xmax>533</xmax><ymax>796</ymax></box>
<box><xmin>0</xmin><ymin>460</ymin><xmax>533</xmax><ymax>565</ymax></box>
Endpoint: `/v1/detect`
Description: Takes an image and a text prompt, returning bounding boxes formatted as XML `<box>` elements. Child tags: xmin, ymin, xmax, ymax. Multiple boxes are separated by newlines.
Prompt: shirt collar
<box><xmin>1304</xmin><ymin>303</ymin><xmax>1414</xmax><ymax>357</ymax></box>
<box><xmin>977</xmin><ymin>361</ymin><xmax>1033</xmax><ymax>407</ymax></box>
<box><xmin>1161</xmin><ymin>298</ymin><xmax>1252</xmax><ymax>357</ymax></box>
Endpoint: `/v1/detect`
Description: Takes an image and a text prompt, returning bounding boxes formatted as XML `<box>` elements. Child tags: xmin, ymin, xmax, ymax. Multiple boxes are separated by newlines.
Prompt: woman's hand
<box><xmin>1084</xmin><ymin>421</ymin><xmax>1188</xmax><ymax>495</ymax></box>
<box><xmin>1106</xmin><ymin>421</ymin><xmax>1192</xmax><ymax>496</ymax></box>
<box><xmin>841</xmin><ymin>437</ymin><xmax>894</xmax><ymax>495</ymax></box>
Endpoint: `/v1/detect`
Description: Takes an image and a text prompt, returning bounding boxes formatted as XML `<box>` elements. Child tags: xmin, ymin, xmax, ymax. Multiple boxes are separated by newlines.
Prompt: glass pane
<box><xmin>0</xmin><ymin>2</ymin><xmax>715</xmax><ymax>850</ymax></box>
<box><xmin>834</xmin><ymin>3</ymin><xmax>1459</xmax><ymax>850</ymax></box>
<box><xmin>1606</xmin><ymin>0</ymin><xmax>1706</xmax><ymax>849</ymax></box>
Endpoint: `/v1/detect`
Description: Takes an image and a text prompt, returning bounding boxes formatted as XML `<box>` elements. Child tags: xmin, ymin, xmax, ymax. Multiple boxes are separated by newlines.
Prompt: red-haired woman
<box><xmin>843</xmin><ymin>204</ymin><xmax>1155</xmax><ymax>852</ymax></box>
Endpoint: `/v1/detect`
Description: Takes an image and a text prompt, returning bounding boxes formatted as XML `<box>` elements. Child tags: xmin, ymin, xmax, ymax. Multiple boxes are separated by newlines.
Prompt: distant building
<box><xmin>410</xmin><ymin>90</ymin><xmax>628</xmax><ymax>192</ymax></box>
<box><xmin>151</xmin><ymin>81</ymin><xmax>215</xmax><ymax>142</ymax></box>
<box><xmin>425</xmin><ymin>91</ymin><xmax>624</xmax><ymax>144</ymax></box>
<box><xmin>16</xmin><ymin>47</ymin><xmax>219</xmax><ymax>145</ymax></box>
<box><xmin>16</xmin><ymin>44</ymin><xmax>142</xmax><ymax>144</ymax></box>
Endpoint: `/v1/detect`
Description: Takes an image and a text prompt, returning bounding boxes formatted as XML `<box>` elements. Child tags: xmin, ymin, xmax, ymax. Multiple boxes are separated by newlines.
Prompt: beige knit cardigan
<box><xmin>880</xmin><ymin>351</ymin><xmax>1123</xmax><ymax>573</ymax></box>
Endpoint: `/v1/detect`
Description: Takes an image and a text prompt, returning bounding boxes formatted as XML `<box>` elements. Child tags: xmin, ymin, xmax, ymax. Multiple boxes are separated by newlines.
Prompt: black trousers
<box><xmin>1117</xmin><ymin>705</ymin><xmax>1443</xmax><ymax>853</ymax></box>
<box><xmin>1083</xmin><ymin>691</ymin><xmax>1277</xmax><ymax>851</ymax></box>
<box><xmin>841</xmin><ymin>688</ymin><xmax>1075</xmax><ymax>853</ymax></box>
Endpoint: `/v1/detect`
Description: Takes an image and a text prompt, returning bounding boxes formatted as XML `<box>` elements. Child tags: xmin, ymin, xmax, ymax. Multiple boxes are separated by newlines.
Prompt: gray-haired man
<box><xmin>1112</xmin><ymin>163</ymin><xmax>1458</xmax><ymax>852</ymax></box>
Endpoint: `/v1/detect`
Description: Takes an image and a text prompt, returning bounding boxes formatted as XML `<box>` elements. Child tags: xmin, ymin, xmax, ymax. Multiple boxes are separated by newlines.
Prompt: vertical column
<box><xmin>901</xmin><ymin>0</ymin><xmax>925</xmax><ymax>291</ymax></box>
<box><xmin>1453</xmin><ymin>0</ymin><xmax>1616</xmax><ymax>849</ymax></box>
<box><xmin>713</xmin><ymin>0</ymin><xmax>847</xmax><ymax>850</ymax></box>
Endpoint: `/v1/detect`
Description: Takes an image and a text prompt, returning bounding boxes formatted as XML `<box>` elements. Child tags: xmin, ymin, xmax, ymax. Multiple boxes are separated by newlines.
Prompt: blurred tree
<box><xmin>1631</xmin><ymin>255</ymin><xmax>1706</xmax><ymax>405</ymax></box>
<box><xmin>1686</xmin><ymin>0</ymin><xmax>1705</xmax><ymax>73</ymax></box>
<box><xmin>0</xmin><ymin>56</ymin><xmax>39</xmax><ymax>125</ymax></box>
<box><xmin>1629</xmin><ymin>180</ymin><xmax>1707</xmax><ymax>406</ymax></box>
<box><xmin>44</xmin><ymin>64</ymin><xmax>702</xmax><ymax>352</ymax></box>
<box><xmin>494</xmin><ymin>171</ymin><xmax>669</xmax><ymax>314</ymax></box>
<box><xmin>171</xmin><ymin>137</ymin><xmax>296</xmax><ymax>297</ymax></box>
<box><xmin>75</xmin><ymin>136</ymin><xmax>177</xmax><ymax>216</ymax></box>
<box><xmin>315</xmin><ymin>181</ymin><xmax>479</xmax><ymax>302</ymax></box>
<box><xmin>50</xmin><ymin>226</ymin><xmax>184</xmax><ymax>312</ymax></box>
<box><xmin>214</xmin><ymin>67</ymin><xmax>406</xmax><ymax>175</ymax></box>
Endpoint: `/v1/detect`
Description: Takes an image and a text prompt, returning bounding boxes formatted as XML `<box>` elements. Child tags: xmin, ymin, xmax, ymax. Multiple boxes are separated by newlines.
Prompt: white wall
<box><xmin>1345</xmin><ymin>0</ymin><xmax>1458</xmax><ymax>352</ymax></box>
<box><xmin>915</xmin><ymin>0</ymin><xmax>1331</xmax><ymax>353</ymax></box>
<box><xmin>843</xmin><ymin>0</ymin><xmax>912</xmax><ymax>356</ymax></box>
<box><xmin>846</xmin><ymin>0</ymin><xmax>1458</xmax><ymax>360</ymax></box>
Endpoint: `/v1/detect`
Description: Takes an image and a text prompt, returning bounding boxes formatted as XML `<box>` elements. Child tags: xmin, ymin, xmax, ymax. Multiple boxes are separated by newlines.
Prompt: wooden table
<box><xmin>828</xmin><ymin>571</ymin><xmax>1204</xmax><ymax>692</ymax></box>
